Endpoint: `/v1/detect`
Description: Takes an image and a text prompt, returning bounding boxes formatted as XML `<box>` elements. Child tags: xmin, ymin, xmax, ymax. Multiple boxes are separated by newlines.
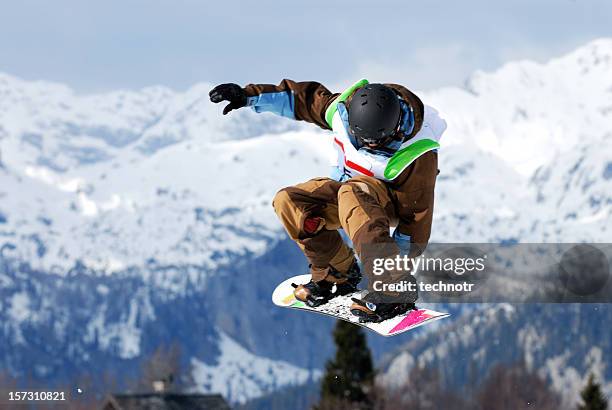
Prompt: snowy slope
<box><xmin>191</xmin><ymin>332</ymin><xmax>320</xmax><ymax>404</ymax></box>
<box><xmin>1</xmin><ymin>130</ymin><xmax>333</xmax><ymax>275</ymax></box>
<box><xmin>529</xmin><ymin>134</ymin><xmax>612</xmax><ymax>242</ymax></box>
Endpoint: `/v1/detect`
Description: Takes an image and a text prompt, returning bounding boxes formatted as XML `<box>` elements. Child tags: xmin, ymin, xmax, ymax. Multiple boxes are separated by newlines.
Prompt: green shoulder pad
<box><xmin>325</xmin><ymin>78</ymin><xmax>369</xmax><ymax>128</ymax></box>
<box><xmin>384</xmin><ymin>139</ymin><xmax>440</xmax><ymax>180</ymax></box>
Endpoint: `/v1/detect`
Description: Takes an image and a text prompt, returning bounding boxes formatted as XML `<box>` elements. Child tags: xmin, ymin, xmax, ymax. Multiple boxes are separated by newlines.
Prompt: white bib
<box><xmin>330</xmin><ymin>104</ymin><xmax>446</xmax><ymax>181</ymax></box>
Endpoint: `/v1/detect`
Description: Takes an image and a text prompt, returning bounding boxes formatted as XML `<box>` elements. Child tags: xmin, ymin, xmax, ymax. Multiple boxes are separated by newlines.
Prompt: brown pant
<box><xmin>272</xmin><ymin>176</ymin><xmax>400</xmax><ymax>282</ymax></box>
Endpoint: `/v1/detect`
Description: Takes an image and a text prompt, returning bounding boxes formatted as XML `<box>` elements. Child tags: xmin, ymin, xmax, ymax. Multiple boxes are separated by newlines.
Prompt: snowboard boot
<box><xmin>350</xmin><ymin>291</ymin><xmax>417</xmax><ymax>323</ymax></box>
<box><xmin>292</xmin><ymin>261</ymin><xmax>362</xmax><ymax>308</ymax></box>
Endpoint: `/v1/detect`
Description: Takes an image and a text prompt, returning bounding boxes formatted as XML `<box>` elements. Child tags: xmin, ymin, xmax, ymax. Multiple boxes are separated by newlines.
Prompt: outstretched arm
<box><xmin>244</xmin><ymin>79</ymin><xmax>338</xmax><ymax>130</ymax></box>
<box><xmin>210</xmin><ymin>80</ymin><xmax>338</xmax><ymax>130</ymax></box>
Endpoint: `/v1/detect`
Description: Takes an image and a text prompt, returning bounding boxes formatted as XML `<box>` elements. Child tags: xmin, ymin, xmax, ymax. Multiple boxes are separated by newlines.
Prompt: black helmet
<box><xmin>348</xmin><ymin>84</ymin><xmax>401</xmax><ymax>144</ymax></box>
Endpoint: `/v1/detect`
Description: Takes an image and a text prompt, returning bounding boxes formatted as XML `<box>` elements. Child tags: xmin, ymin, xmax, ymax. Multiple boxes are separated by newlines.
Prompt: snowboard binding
<box><xmin>350</xmin><ymin>294</ymin><xmax>417</xmax><ymax>323</ymax></box>
<box><xmin>292</xmin><ymin>262</ymin><xmax>361</xmax><ymax>308</ymax></box>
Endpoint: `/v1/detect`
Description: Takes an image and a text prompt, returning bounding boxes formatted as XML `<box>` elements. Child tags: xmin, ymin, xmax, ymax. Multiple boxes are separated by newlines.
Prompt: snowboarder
<box><xmin>209</xmin><ymin>79</ymin><xmax>446</xmax><ymax>322</ymax></box>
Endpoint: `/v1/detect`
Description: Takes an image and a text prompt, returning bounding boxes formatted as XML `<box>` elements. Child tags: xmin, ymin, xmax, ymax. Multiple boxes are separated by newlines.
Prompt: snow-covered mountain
<box><xmin>1</xmin><ymin>39</ymin><xmax>610</xmax><ymax>271</ymax></box>
<box><xmin>0</xmin><ymin>38</ymin><xmax>611</xmax><ymax>404</ymax></box>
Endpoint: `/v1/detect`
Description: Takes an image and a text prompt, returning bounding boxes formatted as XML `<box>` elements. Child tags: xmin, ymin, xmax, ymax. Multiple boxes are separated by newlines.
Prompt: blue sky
<box><xmin>1</xmin><ymin>0</ymin><xmax>611</xmax><ymax>93</ymax></box>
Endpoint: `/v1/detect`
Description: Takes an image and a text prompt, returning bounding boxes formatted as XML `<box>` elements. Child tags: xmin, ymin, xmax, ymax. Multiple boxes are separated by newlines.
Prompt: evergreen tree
<box><xmin>578</xmin><ymin>373</ymin><xmax>608</xmax><ymax>410</ymax></box>
<box><xmin>318</xmin><ymin>320</ymin><xmax>374</xmax><ymax>409</ymax></box>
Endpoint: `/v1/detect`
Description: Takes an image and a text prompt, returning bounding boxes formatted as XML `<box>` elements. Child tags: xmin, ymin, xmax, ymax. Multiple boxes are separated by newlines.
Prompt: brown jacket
<box><xmin>245</xmin><ymin>80</ymin><xmax>437</xmax><ymax>253</ymax></box>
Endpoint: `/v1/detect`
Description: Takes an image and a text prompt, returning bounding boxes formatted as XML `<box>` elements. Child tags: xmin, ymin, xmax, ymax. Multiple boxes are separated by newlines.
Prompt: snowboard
<box><xmin>272</xmin><ymin>274</ymin><xmax>450</xmax><ymax>337</ymax></box>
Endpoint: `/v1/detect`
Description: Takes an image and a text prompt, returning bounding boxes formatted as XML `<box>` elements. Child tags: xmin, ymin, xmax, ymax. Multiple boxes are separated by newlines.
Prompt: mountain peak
<box><xmin>574</xmin><ymin>37</ymin><xmax>612</xmax><ymax>59</ymax></box>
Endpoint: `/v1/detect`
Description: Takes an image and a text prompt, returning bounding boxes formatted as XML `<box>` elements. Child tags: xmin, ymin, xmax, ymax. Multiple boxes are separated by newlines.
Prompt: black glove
<box><xmin>209</xmin><ymin>83</ymin><xmax>247</xmax><ymax>115</ymax></box>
